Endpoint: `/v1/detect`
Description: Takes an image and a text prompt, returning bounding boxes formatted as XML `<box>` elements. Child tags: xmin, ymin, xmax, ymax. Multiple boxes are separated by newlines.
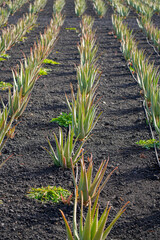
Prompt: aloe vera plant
<box><xmin>0</xmin><ymin>12</ymin><xmax>37</xmax><ymax>58</ymax></box>
<box><xmin>79</xmin><ymin>15</ymin><xmax>97</xmax><ymax>64</ymax></box>
<box><xmin>0</xmin><ymin>7</ymin><xmax>10</xmax><ymax>27</ymax></box>
<box><xmin>8</xmin><ymin>13</ymin><xmax>64</xmax><ymax>119</ymax></box>
<box><xmin>140</xmin><ymin>0</ymin><xmax>160</xmax><ymax>12</ymax></box>
<box><xmin>0</xmin><ymin>104</ymin><xmax>16</xmax><ymax>154</ymax></box>
<box><xmin>7</xmin><ymin>0</ymin><xmax>28</xmax><ymax>15</ymax></box>
<box><xmin>126</xmin><ymin>0</ymin><xmax>153</xmax><ymax>19</ymax></box>
<box><xmin>92</xmin><ymin>0</ymin><xmax>107</xmax><ymax>18</ymax></box>
<box><xmin>112</xmin><ymin>13</ymin><xmax>160</xmax><ymax>143</ymax></box>
<box><xmin>74</xmin><ymin>0</ymin><xmax>86</xmax><ymax>17</ymax></box>
<box><xmin>109</xmin><ymin>0</ymin><xmax>130</xmax><ymax>17</ymax></box>
<box><xmin>78</xmin><ymin>29</ymin><xmax>98</xmax><ymax>67</ymax></box>
<box><xmin>60</xmin><ymin>188</ymin><xmax>129</xmax><ymax>240</ymax></box>
<box><xmin>77</xmin><ymin>63</ymin><xmax>100</xmax><ymax>95</ymax></box>
<box><xmin>71</xmin><ymin>154</ymin><xmax>118</xmax><ymax>205</ymax></box>
<box><xmin>53</xmin><ymin>0</ymin><xmax>65</xmax><ymax>15</ymax></box>
<box><xmin>77</xmin><ymin>15</ymin><xmax>100</xmax><ymax>95</ymax></box>
<box><xmin>66</xmin><ymin>85</ymin><xmax>102</xmax><ymax>140</ymax></box>
<box><xmin>0</xmin><ymin>11</ymin><xmax>64</xmax><ymax>154</ymax></box>
<box><xmin>138</xmin><ymin>16</ymin><xmax>160</xmax><ymax>52</ymax></box>
<box><xmin>151</xmin><ymin>87</ymin><xmax>160</xmax><ymax>134</ymax></box>
<box><xmin>29</xmin><ymin>0</ymin><xmax>47</xmax><ymax>14</ymax></box>
<box><xmin>43</xmin><ymin>126</ymin><xmax>85</xmax><ymax>168</ymax></box>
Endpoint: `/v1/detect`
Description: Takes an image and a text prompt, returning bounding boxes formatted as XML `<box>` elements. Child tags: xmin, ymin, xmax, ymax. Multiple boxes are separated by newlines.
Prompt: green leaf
<box><xmin>129</xmin><ymin>65</ymin><xmax>135</xmax><ymax>72</ymax></box>
<box><xmin>60</xmin><ymin>210</ymin><xmax>74</xmax><ymax>240</ymax></box>
<box><xmin>82</xmin><ymin>197</ymin><xmax>91</xmax><ymax>239</ymax></box>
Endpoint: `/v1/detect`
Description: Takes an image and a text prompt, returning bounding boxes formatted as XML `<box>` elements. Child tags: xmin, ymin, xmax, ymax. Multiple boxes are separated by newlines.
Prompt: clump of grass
<box><xmin>27</xmin><ymin>186</ymin><xmax>71</xmax><ymax>204</ymax></box>
<box><xmin>136</xmin><ymin>139</ymin><xmax>159</xmax><ymax>149</ymax></box>
<box><xmin>50</xmin><ymin>112</ymin><xmax>72</xmax><ymax>127</ymax></box>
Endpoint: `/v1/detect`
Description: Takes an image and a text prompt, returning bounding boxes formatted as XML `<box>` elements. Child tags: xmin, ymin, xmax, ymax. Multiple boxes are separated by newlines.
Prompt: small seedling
<box><xmin>0</xmin><ymin>54</ymin><xmax>10</xmax><ymax>61</ymax></box>
<box><xmin>65</xmin><ymin>27</ymin><xmax>77</xmax><ymax>31</ymax></box>
<box><xmin>43</xmin><ymin>58</ymin><xmax>60</xmax><ymax>65</ymax></box>
<box><xmin>0</xmin><ymin>58</ymin><xmax>7</xmax><ymax>61</ymax></box>
<box><xmin>50</xmin><ymin>112</ymin><xmax>72</xmax><ymax>127</ymax></box>
<box><xmin>39</xmin><ymin>67</ymin><xmax>52</xmax><ymax>75</ymax></box>
<box><xmin>136</xmin><ymin>139</ymin><xmax>159</xmax><ymax>149</ymax></box>
<box><xmin>27</xmin><ymin>186</ymin><xmax>71</xmax><ymax>204</ymax></box>
<box><xmin>0</xmin><ymin>81</ymin><xmax>12</xmax><ymax>90</ymax></box>
<box><xmin>65</xmin><ymin>27</ymin><xmax>79</xmax><ymax>33</ymax></box>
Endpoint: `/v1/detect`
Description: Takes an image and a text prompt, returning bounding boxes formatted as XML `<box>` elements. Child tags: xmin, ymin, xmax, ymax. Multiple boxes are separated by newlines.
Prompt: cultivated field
<box><xmin>0</xmin><ymin>0</ymin><xmax>160</xmax><ymax>239</ymax></box>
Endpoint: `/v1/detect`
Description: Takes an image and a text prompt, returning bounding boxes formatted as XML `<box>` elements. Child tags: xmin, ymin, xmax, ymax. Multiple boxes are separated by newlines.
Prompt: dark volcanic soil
<box><xmin>0</xmin><ymin>1</ymin><xmax>160</xmax><ymax>240</ymax></box>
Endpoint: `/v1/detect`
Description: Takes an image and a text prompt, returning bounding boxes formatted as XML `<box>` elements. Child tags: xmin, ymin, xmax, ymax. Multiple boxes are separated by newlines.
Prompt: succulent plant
<box><xmin>43</xmin><ymin>126</ymin><xmax>85</xmax><ymax>168</ymax></box>
<box><xmin>71</xmin><ymin>153</ymin><xmax>118</xmax><ymax>205</ymax></box>
<box><xmin>60</xmin><ymin>188</ymin><xmax>129</xmax><ymax>240</ymax></box>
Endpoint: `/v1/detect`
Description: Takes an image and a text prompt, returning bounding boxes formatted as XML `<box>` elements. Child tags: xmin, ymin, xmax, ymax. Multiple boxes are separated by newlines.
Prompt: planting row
<box><xmin>0</xmin><ymin>0</ymin><xmax>49</xmax><ymax>64</ymax></box>
<box><xmin>0</xmin><ymin>0</ymin><xmax>29</xmax><ymax>27</ymax></box>
<box><xmin>0</xmin><ymin>1</ymin><xmax>130</xmax><ymax>238</ymax></box>
<box><xmin>126</xmin><ymin>0</ymin><xmax>160</xmax><ymax>53</ymax></box>
<box><xmin>42</xmin><ymin>14</ymin><xmax>129</xmax><ymax>239</ymax></box>
<box><xmin>108</xmin><ymin>0</ymin><xmax>129</xmax><ymax>17</ymax></box>
<box><xmin>75</xmin><ymin>0</ymin><xmax>107</xmax><ymax>18</ymax></box>
<box><xmin>0</xmin><ymin>1</ymin><xmax>64</xmax><ymax>157</ymax></box>
<box><xmin>112</xmin><ymin>14</ymin><xmax>160</xmax><ymax>165</ymax></box>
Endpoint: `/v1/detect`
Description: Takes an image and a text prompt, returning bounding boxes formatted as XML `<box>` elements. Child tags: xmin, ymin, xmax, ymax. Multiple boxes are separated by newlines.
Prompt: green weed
<box><xmin>43</xmin><ymin>58</ymin><xmax>60</xmax><ymax>65</ymax></box>
<box><xmin>39</xmin><ymin>67</ymin><xmax>52</xmax><ymax>75</ymax></box>
<box><xmin>136</xmin><ymin>139</ymin><xmax>159</xmax><ymax>149</ymax></box>
<box><xmin>50</xmin><ymin>112</ymin><xmax>72</xmax><ymax>127</ymax></box>
<box><xmin>65</xmin><ymin>27</ymin><xmax>77</xmax><ymax>31</ymax></box>
<box><xmin>0</xmin><ymin>54</ymin><xmax>10</xmax><ymax>61</ymax></box>
<box><xmin>27</xmin><ymin>186</ymin><xmax>71</xmax><ymax>204</ymax></box>
<box><xmin>0</xmin><ymin>81</ymin><xmax>12</xmax><ymax>90</ymax></box>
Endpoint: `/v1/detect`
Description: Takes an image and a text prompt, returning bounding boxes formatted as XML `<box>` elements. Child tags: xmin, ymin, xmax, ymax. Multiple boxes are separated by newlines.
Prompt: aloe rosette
<box><xmin>60</xmin><ymin>188</ymin><xmax>129</xmax><ymax>240</ymax></box>
<box><xmin>71</xmin><ymin>154</ymin><xmax>118</xmax><ymax>205</ymax></box>
<box><xmin>43</xmin><ymin>126</ymin><xmax>85</xmax><ymax>168</ymax></box>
